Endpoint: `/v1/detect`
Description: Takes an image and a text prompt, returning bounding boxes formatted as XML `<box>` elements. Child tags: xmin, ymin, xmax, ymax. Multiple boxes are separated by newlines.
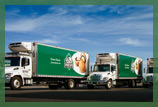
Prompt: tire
<box><xmin>106</xmin><ymin>80</ymin><xmax>112</xmax><ymax>89</ymax></box>
<box><xmin>64</xmin><ymin>79</ymin><xmax>75</xmax><ymax>89</ymax></box>
<box><xmin>87</xmin><ymin>84</ymin><xmax>94</xmax><ymax>89</ymax></box>
<box><xmin>49</xmin><ymin>85</ymin><xmax>59</xmax><ymax>89</ymax></box>
<box><xmin>10</xmin><ymin>77</ymin><xmax>22</xmax><ymax>90</ymax></box>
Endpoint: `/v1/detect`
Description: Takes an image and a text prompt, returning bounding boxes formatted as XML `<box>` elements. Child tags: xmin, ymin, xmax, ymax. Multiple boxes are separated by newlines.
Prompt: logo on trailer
<box><xmin>64</xmin><ymin>53</ymin><xmax>73</xmax><ymax>70</ymax></box>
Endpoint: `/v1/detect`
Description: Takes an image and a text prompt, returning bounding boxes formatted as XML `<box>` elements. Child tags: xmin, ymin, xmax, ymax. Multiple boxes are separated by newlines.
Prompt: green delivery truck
<box><xmin>87</xmin><ymin>53</ymin><xmax>143</xmax><ymax>89</ymax></box>
<box><xmin>5</xmin><ymin>42</ymin><xmax>89</xmax><ymax>90</ymax></box>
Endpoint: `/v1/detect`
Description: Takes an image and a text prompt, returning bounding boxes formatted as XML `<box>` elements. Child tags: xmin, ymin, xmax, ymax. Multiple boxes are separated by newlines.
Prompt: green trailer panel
<box><xmin>37</xmin><ymin>44</ymin><xmax>88</xmax><ymax>78</ymax></box>
<box><xmin>119</xmin><ymin>54</ymin><xmax>142</xmax><ymax>78</ymax></box>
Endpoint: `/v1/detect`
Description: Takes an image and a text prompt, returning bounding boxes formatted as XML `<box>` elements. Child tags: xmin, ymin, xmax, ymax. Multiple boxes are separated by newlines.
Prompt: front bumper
<box><xmin>5</xmin><ymin>77</ymin><xmax>11</xmax><ymax>83</ymax></box>
<box><xmin>87</xmin><ymin>80</ymin><xmax>107</xmax><ymax>85</ymax></box>
<box><xmin>143</xmin><ymin>81</ymin><xmax>153</xmax><ymax>86</ymax></box>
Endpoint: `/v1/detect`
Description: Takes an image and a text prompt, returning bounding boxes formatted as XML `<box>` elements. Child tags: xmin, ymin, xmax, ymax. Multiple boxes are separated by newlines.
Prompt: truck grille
<box><xmin>90</xmin><ymin>74</ymin><xmax>101</xmax><ymax>81</ymax></box>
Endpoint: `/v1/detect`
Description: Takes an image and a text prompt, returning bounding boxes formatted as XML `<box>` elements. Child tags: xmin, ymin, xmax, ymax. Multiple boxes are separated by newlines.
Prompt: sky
<box><xmin>5</xmin><ymin>5</ymin><xmax>153</xmax><ymax>70</ymax></box>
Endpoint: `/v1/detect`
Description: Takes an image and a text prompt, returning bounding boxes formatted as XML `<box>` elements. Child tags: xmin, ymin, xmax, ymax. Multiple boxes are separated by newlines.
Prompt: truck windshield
<box><xmin>94</xmin><ymin>64</ymin><xmax>110</xmax><ymax>72</ymax></box>
<box><xmin>5</xmin><ymin>57</ymin><xmax>20</xmax><ymax>67</ymax></box>
<box><xmin>148</xmin><ymin>67</ymin><xmax>153</xmax><ymax>73</ymax></box>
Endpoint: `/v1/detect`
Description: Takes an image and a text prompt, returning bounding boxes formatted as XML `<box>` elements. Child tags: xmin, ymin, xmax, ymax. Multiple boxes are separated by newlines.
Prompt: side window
<box><xmin>21</xmin><ymin>58</ymin><xmax>30</xmax><ymax>67</ymax></box>
<box><xmin>25</xmin><ymin>58</ymin><xmax>30</xmax><ymax>66</ymax></box>
<box><xmin>22</xmin><ymin>58</ymin><xmax>25</xmax><ymax>67</ymax></box>
<box><xmin>111</xmin><ymin>65</ymin><xmax>116</xmax><ymax>72</ymax></box>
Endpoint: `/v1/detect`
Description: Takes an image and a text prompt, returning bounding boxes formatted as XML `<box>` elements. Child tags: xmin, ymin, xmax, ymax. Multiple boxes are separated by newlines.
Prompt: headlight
<box><xmin>5</xmin><ymin>73</ymin><xmax>13</xmax><ymax>78</ymax></box>
<box><xmin>87</xmin><ymin>76</ymin><xmax>91</xmax><ymax>80</ymax></box>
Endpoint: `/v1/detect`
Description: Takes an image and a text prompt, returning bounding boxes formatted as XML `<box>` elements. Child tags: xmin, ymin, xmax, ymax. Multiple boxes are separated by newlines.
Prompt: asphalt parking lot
<box><xmin>5</xmin><ymin>85</ymin><xmax>153</xmax><ymax>102</ymax></box>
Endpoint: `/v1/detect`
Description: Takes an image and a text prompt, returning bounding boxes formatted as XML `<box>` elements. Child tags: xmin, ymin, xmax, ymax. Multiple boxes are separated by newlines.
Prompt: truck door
<box><xmin>21</xmin><ymin>57</ymin><xmax>32</xmax><ymax>78</ymax></box>
<box><xmin>111</xmin><ymin>65</ymin><xmax>116</xmax><ymax>80</ymax></box>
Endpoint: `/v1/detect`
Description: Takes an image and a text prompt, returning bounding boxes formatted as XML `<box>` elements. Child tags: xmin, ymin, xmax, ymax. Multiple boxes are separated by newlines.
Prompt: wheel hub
<box><xmin>14</xmin><ymin>79</ymin><xmax>20</xmax><ymax>88</ymax></box>
<box><xmin>108</xmin><ymin>81</ymin><xmax>111</xmax><ymax>88</ymax></box>
<box><xmin>70</xmin><ymin>81</ymin><xmax>74</xmax><ymax>88</ymax></box>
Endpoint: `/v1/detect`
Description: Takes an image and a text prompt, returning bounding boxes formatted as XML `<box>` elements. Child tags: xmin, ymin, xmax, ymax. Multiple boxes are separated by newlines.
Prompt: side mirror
<box><xmin>90</xmin><ymin>66</ymin><xmax>93</xmax><ymax>72</ymax></box>
<box><xmin>22</xmin><ymin>58</ymin><xmax>26</xmax><ymax>67</ymax></box>
<box><xmin>144</xmin><ymin>68</ymin><xmax>145</xmax><ymax>73</ymax></box>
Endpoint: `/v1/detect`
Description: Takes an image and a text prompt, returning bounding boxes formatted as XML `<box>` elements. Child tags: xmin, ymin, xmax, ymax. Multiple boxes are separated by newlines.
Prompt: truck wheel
<box><xmin>10</xmin><ymin>77</ymin><xmax>22</xmax><ymax>90</ymax></box>
<box><xmin>49</xmin><ymin>85</ymin><xmax>58</xmax><ymax>89</ymax></box>
<box><xmin>64</xmin><ymin>79</ymin><xmax>75</xmax><ymax>89</ymax></box>
<box><xmin>87</xmin><ymin>85</ymin><xmax>94</xmax><ymax>89</ymax></box>
<box><xmin>106</xmin><ymin>80</ymin><xmax>112</xmax><ymax>89</ymax></box>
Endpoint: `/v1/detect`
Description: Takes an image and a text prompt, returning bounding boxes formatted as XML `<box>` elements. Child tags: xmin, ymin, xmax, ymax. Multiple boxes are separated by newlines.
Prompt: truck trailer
<box><xmin>5</xmin><ymin>42</ymin><xmax>89</xmax><ymax>90</ymax></box>
<box><xmin>87</xmin><ymin>53</ymin><xmax>143</xmax><ymax>89</ymax></box>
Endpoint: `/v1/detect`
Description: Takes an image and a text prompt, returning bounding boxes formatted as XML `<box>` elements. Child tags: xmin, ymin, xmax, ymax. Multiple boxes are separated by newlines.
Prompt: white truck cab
<box><xmin>87</xmin><ymin>53</ymin><xmax>117</xmax><ymax>89</ymax></box>
<box><xmin>5</xmin><ymin>42</ymin><xmax>33</xmax><ymax>89</ymax></box>
<box><xmin>143</xmin><ymin>58</ymin><xmax>153</xmax><ymax>87</ymax></box>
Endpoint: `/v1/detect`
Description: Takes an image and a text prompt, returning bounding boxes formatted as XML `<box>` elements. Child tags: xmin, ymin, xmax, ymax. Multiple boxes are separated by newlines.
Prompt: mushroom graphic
<box><xmin>75</xmin><ymin>53</ymin><xmax>87</xmax><ymax>73</ymax></box>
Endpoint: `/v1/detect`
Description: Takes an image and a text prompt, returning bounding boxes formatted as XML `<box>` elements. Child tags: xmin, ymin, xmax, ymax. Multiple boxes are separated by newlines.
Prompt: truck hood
<box><xmin>88</xmin><ymin>72</ymin><xmax>110</xmax><ymax>80</ymax></box>
<box><xmin>5</xmin><ymin>66</ymin><xmax>19</xmax><ymax>74</ymax></box>
<box><xmin>90</xmin><ymin>72</ymin><xmax>110</xmax><ymax>75</ymax></box>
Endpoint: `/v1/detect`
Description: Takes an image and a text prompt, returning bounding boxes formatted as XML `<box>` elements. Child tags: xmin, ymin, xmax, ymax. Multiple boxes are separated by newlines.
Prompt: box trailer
<box><xmin>5</xmin><ymin>42</ymin><xmax>89</xmax><ymax>90</ymax></box>
<box><xmin>87</xmin><ymin>53</ymin><xmax>143</xmax><ymax>89</ymax></box>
